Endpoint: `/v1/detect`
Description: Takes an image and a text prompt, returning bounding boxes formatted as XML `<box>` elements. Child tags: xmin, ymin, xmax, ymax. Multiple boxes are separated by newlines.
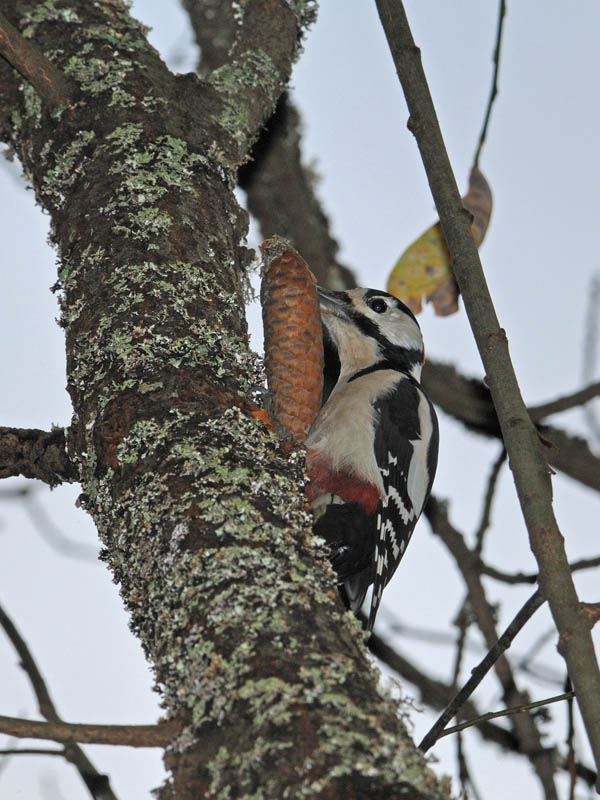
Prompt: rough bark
<box><xmin>0</xmin><ymin>426</ymin><xmax>77</xmax><ymax>485</ymax></box>
<box><xmin>183</xmin><ymin>1</ymin><xmax>356</xmax><ymax>288</ymax></box>
<box><xmin>0</xmin><ymin>2</ymin><xmax>448</xmax><ymax>797</ymax></box>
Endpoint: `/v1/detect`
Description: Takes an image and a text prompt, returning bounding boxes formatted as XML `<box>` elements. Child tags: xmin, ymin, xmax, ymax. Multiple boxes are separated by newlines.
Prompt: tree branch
<box><xmin>374</xmin><ymin>9</ymin><xmax>600</xmax><ymax>775</ymax></box>
<box><xmin>474</xmin><ymin>446</ymin><xmax>506</xmax><ymax>553</ymax></box>
<box><xmin>421</xmin><ymin>498</ymin><xmax>557</xmax><ymax>797</ymax></box>
<box><xmin>473</xmin><ymin>0</ymin><xmax>506</xmax><ymax>169</ymax></box>
<box><xmin>417</xmin><ymin>544</ymin><xmax>545</xmax><ymax>754</ymax></box>
<box><xmin>0</xmin><ymin>747</ymin><xmax>64</xmax><ymax>756</ymax></box>
<box><xmin>182</xmin><ymin>2</ymin><xmax>354</xmax><ymax>289</ymax></box>
<box><xmin>481</xmin><ymin>556</ymin><xmax>600</xmax><ymax>586</ymax></box>
<box><xmin>368</xmin><ymin>629</ymin><xmax>598</xmax><ymax>789</ymax></box>
<box><xmin>205</xmin><ymin>0</ymin><xmax>316</xmax><ymax>168</ymax></box>
<box><xmin>0</xmin><ymin>715</ymin><xmax>179</xmax><ymax>748</ymax></box>
<box><xmin>0</xmin><ymin>426</ymin><xmax>77</xmax><ymax>486</ymax></box>
<box><xmin>0</xmin><ymin>10</ymin><xmax>74</xmax><ymax>107</ymax></box>
<box><xmin>441</xmin><ymin>691</ymin><xmax>575</xmax><ymax>739</ymax></box>
<box><xmin>421</xmin><ymin>361</ymin><xmax>600</xmax><ymax>494</ymax></box>
<box><xmin>0</xmin><ymin>601</ymin><xmax>118</xmax><ymax>800</ymax></box>
<box><xmin>528</xmin><ymin>380</ymin><xmax>600</xmax><ymax>422</ymax></box>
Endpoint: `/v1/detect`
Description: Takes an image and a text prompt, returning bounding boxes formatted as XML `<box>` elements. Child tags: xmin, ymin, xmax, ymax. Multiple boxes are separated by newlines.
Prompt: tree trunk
<box><xmin>0</xmin><ymin>1</ymin><xmax>449</xmax><ymax>797</ymax></box>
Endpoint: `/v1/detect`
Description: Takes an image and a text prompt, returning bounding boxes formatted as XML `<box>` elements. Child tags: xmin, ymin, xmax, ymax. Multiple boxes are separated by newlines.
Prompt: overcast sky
<box><xmin>1</xmin><ymin>2</ymin><xmax>599</xmax><ymax>798</ymax></box>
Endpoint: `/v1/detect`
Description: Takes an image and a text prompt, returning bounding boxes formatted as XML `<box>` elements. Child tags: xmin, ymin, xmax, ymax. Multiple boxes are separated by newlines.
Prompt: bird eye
<box><xmin>368</xmin><ymin>297</ymin><xmax>388</xmax><ymax>314</ymax></box>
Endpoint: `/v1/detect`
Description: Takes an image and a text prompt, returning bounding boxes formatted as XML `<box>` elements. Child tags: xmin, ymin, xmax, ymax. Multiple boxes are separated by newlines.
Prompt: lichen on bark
<box><xmin>0</xmin><ymin>0</ymin><xmax>451</xmax><ymax>797</ymax></box>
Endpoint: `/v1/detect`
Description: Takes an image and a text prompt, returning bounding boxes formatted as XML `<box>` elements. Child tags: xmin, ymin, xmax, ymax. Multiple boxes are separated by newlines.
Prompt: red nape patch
<box><xmin>306</xmin><ymin>451</ymin><xmax>381</xmax><ymax>514</ymax></box>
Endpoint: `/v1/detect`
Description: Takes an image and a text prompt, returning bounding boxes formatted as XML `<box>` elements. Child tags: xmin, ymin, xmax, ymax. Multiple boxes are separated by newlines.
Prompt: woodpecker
<box><xmin>306</xmin><ymin>287</ymin><xmax>439</xmax><ymax>631</ymax></box>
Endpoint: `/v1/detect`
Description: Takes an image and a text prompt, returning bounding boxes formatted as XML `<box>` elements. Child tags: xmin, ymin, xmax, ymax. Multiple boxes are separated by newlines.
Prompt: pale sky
<box><xmin>1</xmin><ymin>3</ymin><xmax>599</xmax><ymax>798</ymax></box>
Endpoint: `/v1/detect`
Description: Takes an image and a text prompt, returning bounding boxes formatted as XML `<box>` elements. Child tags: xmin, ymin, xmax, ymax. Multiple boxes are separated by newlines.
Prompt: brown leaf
<box><xmin>387</xmin><ymin>167</ymin><xmax>492</xmax><ymax>316</ymax></box>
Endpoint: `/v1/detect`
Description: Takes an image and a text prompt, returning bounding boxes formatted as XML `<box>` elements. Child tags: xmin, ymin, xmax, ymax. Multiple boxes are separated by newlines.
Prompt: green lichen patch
<box><xmin>41</xmin><ymin>130</ymin><xmax>95</xmax><ymax>209</ymax></box>
<box><xmin>21</xmin><ymin>1</ymin><xmax>82</xmax><ymax>38</ymax></box>
<box><xmin>207</xmin><ymin>50</ymin><xmax>280</xmax><ymax>159</ymax></box>
<box><xmin>289</xmin><ymin>0</ymin><xmax>319</xmax><ymax>32</ymax></box>
<box><xmin>58</xmin><ymin>255</ymin><xmax>258</xmax><ymax>406</ymax></box>
<box><xmin>75</xmin><ymin>126</ymin><xmax>220</xmax><ymax>242</ymax></box>
<box><xmin>64</xmin><ymin>49</ymin><xmax>138</xmax><ymax>107</ymax></box>
<box><xmin>22</xmin><ymin>84</ymin><xmax>42</xmax><ymax>123</ymax></box>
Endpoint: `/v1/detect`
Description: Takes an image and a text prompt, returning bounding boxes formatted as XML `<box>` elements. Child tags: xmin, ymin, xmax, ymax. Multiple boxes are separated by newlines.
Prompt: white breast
<box><xmin>306</xmin><ymin>370</ymin><xmax>401</xmax><ymax>494</ymax></box>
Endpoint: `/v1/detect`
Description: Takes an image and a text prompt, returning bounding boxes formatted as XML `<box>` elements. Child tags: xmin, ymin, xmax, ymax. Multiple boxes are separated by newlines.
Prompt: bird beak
<box><xmin>316</xmin><ymin>287</ymin><xmax>351</xmax><ymax>319</ymax></box>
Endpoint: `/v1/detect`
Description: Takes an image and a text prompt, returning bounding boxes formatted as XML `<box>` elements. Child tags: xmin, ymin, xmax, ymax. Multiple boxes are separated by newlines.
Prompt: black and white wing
<box><xmin>367</xmin><ymin>374</ymin><xmax>439</xmax><ymax>630</ymax></box>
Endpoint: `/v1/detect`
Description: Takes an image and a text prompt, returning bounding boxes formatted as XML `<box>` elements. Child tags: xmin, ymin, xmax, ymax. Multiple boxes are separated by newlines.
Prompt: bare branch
<box><xmin>0</xmin><ymin>715</ymin><xmax>179</xmax><ymax>748</ymax></box>
<box><xmin>0</xmin><ymin>10</ymin><xmax>74</xmax><ymax>107</ymax></box>
<box><xmin>441</xmin><ymin>691</ymin><xmax>575</xmax><ymax>739</ymax></box>
<box><xmin>529</xmin><ymin>381</ymin><xmax>600</xmax><ymax>422</ymax></box>
<box><xmin>451</xmin><ymin>598</ymin><xmax>472</xmax><ymax>688</ymax></box>
<box><xmin>420</xmin><ymin>498</ymin><xmax>556</xmax><ymax>796</ymax></box>
<box><xmin>373</xmin><ymin>2</ymin><xmax>600</xmax><ymax>772</ymax></box>
<box><xmin>0</xmin><ymin>602</ymin><xmax>118</xmax><ymax>800</ymax></box>
<box><xmin>0</xmin><ymin>427</ymin><xmax>77</xmax><ymax>486</ymax></box>
<box><xmin>0</xmin><ymin>747</ymin><xmax>64</xmax><ymax>756</ymax></box>
<box><xmin>473</xmin><ymin>0</ymin><xmax>507</xmax><ymax>169</ymax></box>
<box><xmin>481</xmin><ymin>556</ymin><xmax>600</xmax><ymax>586</ymax></box>
<box><xmin>368</xmin><ymin>628</ymin><xmax>597</xmax><ymax>788</ymax></box>
<box><xmin>561</xmin><ymin>676</ymin><xmax>577</xmax><ymax>800</ymax></box>
<box><xmin>474</xmin><ymin>447</ymin><xmax>506</xmax><ymax>554</ymax></box>
<box><xmin>421</xmin><ymin>361</ymin><xmax>600</xmax><ymax>494</ymax></box>
<box><xmin>418</xmin><ymin>576</ymin><xmax>544</xmax><ymax>751</ymax></box>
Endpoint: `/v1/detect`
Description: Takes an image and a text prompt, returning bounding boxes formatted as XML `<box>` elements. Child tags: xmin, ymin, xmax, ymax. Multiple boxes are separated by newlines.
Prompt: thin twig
<box><xmin>419</xmin><ymin>588</ymin><xmax>544</xmax><ymax>752</ymax></box>
<box><xmin>375</xmin><ymin>1</ymin><xmax>600</xmax><ymax>781</ymax></box>
<box><xmin>456</xmin><ymin>731</ymin><xmax>468</xmax><ymax>800</ymax></box>
<box><xmin>423</xmin><ymin>497</ymin><xmax>558</xmax><ymax>798</ymax></box>
<box><xmin>0</xmin><ymin>714</ymin><xmax>179</xmax><ymax>748</ymax></box>
<box><xmin>515</xmin><ymin>627</ymin><xmax>557</xmax><ymax>677</ymax></box>
<box><xmin>367</xmin><ymin>628</ymin><xmax>597</xmax><ymax>786</ymax></box>
<box><xmin>0</xmin><ymin>601</ymin><xmax>119</xmax><ymax>800</ymax></box>
<box><xmin>451</xmin><ymin>597</ymin><xmax>472</xmax><ymax>687</ymax></box>
<box><xmin>0</xmin><ymin>11</ymin><xmax>74</xmax><ymax>107</ymax></box>
<box><xmin>481</xmin><ymin>555</ymin><xmax>600</xmax><ymax>585</ymax></box>
<box><xmin>565</xmin><ymin>677</ymin><xmax>577</xmax><ymax>800</ymax></box>
<box><xmin>528</xmin><ymin>380</ymin><xmax>600</xmax><ymax>422</ymax></box>
<box><xmin>474</xmin><ymin>447</ymin><xmax>506</xmax><ymax>555</ymax></box>
<box><xmin>0</xmin><ymin>747</ymin><xmax>65</xmax><ymax>756</ymax></box>
<box><xmin>440</xmin><ymin>692</ymin><xmax>575</xmax><ymax>739</ymax></box>
<box><xmin>473</xmin><ymin>0</ymin><xmax>506</xmax><ymax>168</ymax></box>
